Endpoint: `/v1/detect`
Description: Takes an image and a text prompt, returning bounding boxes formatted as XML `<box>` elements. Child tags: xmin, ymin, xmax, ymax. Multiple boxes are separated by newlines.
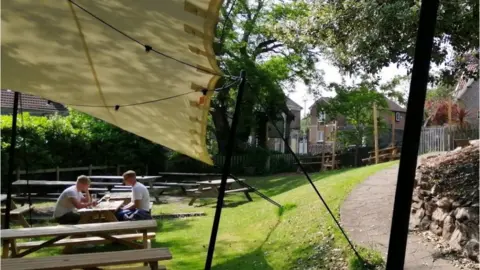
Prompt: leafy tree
<box><xmin>317</xmin><ymin>81</ymin><xmax>389</xmax><ymax>165</ymax></box>
<box><xmin>211</xmin><ymin>0</ymin><xmax>324</xmax><ymax>153</ymax></box>
<box><xmin>424</xmin><ymin>99</ymin><xmax>472</xmax><ymax>127</ymax></box>
<box><xmin>272</xmin><ymin>0</ymin><xmax>478</xmax><ymax>84</ymax></box>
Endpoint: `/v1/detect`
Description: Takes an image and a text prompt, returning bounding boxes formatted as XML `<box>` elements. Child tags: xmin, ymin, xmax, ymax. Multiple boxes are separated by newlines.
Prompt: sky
<box><xmin>287</xmin><ymin>61</ymin><xmax>408</xmax><ymax>118</ymax></box>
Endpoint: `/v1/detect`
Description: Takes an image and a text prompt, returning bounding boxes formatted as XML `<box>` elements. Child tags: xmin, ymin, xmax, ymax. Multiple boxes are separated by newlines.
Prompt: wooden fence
<box><xmin>418</xmin><ymin>125</ymin><xmax>479</xmax><ymax>155</ymax></box>
<box><xmin>15</xmin><ymin>164</ymin><xmax>141</xmax><ymax>180</ymax></box>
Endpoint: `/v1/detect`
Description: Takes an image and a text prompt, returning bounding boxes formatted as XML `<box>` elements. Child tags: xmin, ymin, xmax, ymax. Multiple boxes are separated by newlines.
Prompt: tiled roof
<box><xmin>386</xmin><ymin>99</ymin><xmax>406</xmax><ymax>112</ymax></box>
<box><xmin>1</xmin><ymin>89</ymin><xmax>67</xmax><ymax>113</ymax></box>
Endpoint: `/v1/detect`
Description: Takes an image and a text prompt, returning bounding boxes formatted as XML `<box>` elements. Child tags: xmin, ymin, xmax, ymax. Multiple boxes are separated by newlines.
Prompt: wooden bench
<box><xmin>1</xmin><ymin>248</ymin><xmax>171</xmax><ymax>270</ymax></box>
<box><xmin>225</xmin><ymin>187</ymin><xmax>253</xmax><ymax>201</ymax></box>
<box><xmin>1</xmin><ymin>220</ymin><xmax>157</xmax><ymax>258</ymax></box>
<box><xmin>14</xmin><ymin>232</ymin><xmax>156</xmax><ymax>251</ymax></box>
<box><xmin>0</xmin><ymin>202</ymin><xmax>34</xmax><ymax>228</ymax></box>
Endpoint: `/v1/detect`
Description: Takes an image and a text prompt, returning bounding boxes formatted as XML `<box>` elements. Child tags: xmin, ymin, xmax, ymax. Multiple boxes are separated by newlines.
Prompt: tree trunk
<box><xmin>210</xmin><ymin>106</ymin><xmax>230</xmax><ymax>154</ymax></box>
<box><xmin>354</xmin><ymin>145</ymin><xmax>359</xmax><ymax>167</ymax></box>
<box><xmin>256</xmin><ymin>113</ymin><xmax>268</xmax><ymax>149</ymax></box>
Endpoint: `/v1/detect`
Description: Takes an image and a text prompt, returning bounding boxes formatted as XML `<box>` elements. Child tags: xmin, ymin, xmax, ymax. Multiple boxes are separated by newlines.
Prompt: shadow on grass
<box><xmin>211</xmin><ymin>216</ymin><xmax>283</xmax><ymax>270</ymax></box>
<box><xmin>247</xmin><ymin>168</ymin><xmax>351</xmax><ymax>197</ymax></box>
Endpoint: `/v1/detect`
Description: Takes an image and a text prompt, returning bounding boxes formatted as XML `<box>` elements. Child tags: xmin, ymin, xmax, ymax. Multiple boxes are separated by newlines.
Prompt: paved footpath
<box><xmin>340</xmin><ymin>164</ymin><xmax>456</xmax><ymax>269</ymax></box>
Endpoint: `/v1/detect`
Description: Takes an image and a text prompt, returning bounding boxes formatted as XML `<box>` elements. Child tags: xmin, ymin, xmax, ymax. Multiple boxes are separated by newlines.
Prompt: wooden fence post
<box><xmin>88</xmin><ymin>164</ymin><xmax>92</xmax><ymax>176</ymax></box>
<box><xmin>145</xmin><ymin>164</ymin><xmax>149</xmax><ymax>175</ymax></box>
<box><xmin>116</xmin><ymin>165</ymin><xmax>121</xmax><ymax>176</ymax></box>
<box><xmin>16</xmin><ymin>167</ymin><xmax>20</xmax><ymax>180</ymax></box>
<box><xmin>56</xmin><ymin>166</ymin><xmax>60</xmax><ymax>180</ymax></box>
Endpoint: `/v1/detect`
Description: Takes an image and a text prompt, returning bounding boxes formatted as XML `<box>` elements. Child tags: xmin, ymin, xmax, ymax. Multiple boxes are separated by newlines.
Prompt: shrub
<box><xmin>1</xmin><ymin>110</ymin><xmax>167</xmax><ymax>181</ymax></box>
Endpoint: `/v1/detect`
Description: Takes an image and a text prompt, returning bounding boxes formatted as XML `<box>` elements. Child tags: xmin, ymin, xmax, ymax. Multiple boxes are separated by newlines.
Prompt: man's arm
<box><xmin>69</xmin><ymin>197</ymin><xmax>92</xmax><ymax>209</ymax></box>
<box><xmin>122</xmin><ymin>202</ymin><xmax>135</xmax><ymax>210</ymax></box>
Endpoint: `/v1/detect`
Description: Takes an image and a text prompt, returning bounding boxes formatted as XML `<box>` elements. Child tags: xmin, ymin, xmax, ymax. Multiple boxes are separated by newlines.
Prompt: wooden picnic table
<box><xmin>363</xmin><ymin>146</ymin><xmax>401</xmax><ymax>164</ymax></box>
<box><xmin>12</xmin><ymin>180</ymin><xmax>118</xmax><ymax>188</ymax></box>
<box><xmin>1</xmin><ymin>220</ymin><xmax>157</xmax><ymax>258</ymax></box>
<box><xmin>89</xmin><ymin>175</ymin><xmax>162</xmax><ymax>182</ymax></box>
<box><xmin>188</xmin><ymin>179</ymin><xmax>252</xmax><ymax>206</ymax></box>
<box><xmin>77</xmin><ymin>201</ymin><xmax>123</xmax><ymax>223</ymax></box>
<box><xmin>106</xmin><ymin>192</ymin><xmax>132</xmax><ymax>204</ymax></box>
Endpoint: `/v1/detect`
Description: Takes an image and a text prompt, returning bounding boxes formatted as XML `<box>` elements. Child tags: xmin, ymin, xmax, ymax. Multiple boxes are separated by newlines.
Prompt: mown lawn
<box><xmin>27</xmin><ymin>162</ymin><xmax>395</xmax><ymax>269</ymax></box>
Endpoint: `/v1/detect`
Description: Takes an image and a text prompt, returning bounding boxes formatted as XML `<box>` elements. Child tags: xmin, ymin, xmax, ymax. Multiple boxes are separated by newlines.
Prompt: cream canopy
<box><xmin>1</xmin><ymin>0</ymin><xmax>224</xmax><ymax>165</ymax></box>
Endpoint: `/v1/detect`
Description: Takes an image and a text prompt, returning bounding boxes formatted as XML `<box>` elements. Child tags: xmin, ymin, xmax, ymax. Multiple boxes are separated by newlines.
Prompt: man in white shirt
<box><xmin>53</xmin><ymin>175</ymin><xmax>96</xmax><ymax>224</ymax></box>
<box><xmin>116</xmin><ymin>170</ymin><xmax>152</xmax><ymax>221</ymax></box>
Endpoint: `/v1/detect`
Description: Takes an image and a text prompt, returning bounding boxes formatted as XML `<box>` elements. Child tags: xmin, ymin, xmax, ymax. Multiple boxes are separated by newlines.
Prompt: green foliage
<box><xmin>277</xmin><ymin>203</ymin><xmax>297</xmax><ymax>217</ymax></box>
<box><xmin>318</xmin><ymin>81</ymin><xmax>389</xmax><ymax>147</ymax></box>
<box><xmin>426</xmin><ymin>83</ymin><xmax>455</xmax><ymax>101</ymax></box>
<box><xmin>0</xmin><ymin>111</ymin><xmax>166</xmax><ymax>178</ymax></box>
<box><xmin>211</xmin><ymin>0</ymin><xmax>325</xmax><ymax>151</ymax></box>
<box><xmin>273</xmin><ymin>0</ymin><xmax>478</xmax><ymax>84</ymax></box>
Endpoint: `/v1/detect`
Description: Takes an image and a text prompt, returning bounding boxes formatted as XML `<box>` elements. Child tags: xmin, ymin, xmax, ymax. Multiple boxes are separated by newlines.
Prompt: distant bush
<box><xmin>1</xmin><ymin>110</ymin><xmax>166</xmax><ymax>180</ymax></box>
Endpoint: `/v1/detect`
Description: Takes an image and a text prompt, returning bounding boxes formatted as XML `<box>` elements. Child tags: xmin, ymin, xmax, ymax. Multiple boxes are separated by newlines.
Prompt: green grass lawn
<box><xmin>26</xmin><ymin>162</ymin><xmax>395</xmax><ymax>269</ymax></box>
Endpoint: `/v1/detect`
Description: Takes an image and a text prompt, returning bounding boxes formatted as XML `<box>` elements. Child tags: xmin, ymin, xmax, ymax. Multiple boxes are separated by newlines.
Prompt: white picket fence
<box><xmin>418</xmin><ymin>125</ymin><xmax>479</xmax><ymax>155</ymax></box>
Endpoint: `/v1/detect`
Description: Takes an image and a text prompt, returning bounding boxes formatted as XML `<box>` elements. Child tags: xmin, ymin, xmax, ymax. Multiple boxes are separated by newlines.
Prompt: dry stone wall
<box><xmin>411</xmin><ymin>140</ymin><xmax>479</xmax><ymax>262</ymax></box>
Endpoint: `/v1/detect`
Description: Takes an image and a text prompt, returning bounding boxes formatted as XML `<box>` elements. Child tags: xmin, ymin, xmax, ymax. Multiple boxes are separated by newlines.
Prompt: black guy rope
<box><xmin>205</xmin><ymin>70</ymin><xmax>247</xmax><ymax>270</ymax></box>
<box><xmin>60</xmin><ymin>78</ymin><xmax>241</xmax><ymax>109</ymax></box>
<box><xmin>68</xmin><ymin>0</ymin><xmax>233</xmax><ymax>78</ymax></box>
<box><xmin>245</xmin><ymin>81</ymin><xmax>365</xmax><ymax>264</ymax></box>
<box><xmin>386</xmin><ymin>0</ymin><xmax>440</xmax><ymax>268</ymax></box>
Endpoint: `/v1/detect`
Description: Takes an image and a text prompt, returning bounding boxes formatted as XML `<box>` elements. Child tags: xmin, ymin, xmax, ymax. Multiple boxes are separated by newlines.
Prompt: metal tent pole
<box><xmin>385</xmin><ymin>0</ymin><xmax>439</xmax><ymax>268</ymax></box>
<box><xmin>4</xmin><ymin>91</ymin><xmax>20</xmax><ymax>229</ymax></box>
<box><xmin>204</xmin><ymin>70</ymin><xmax>246</xmax><ymax>270</ymax></box>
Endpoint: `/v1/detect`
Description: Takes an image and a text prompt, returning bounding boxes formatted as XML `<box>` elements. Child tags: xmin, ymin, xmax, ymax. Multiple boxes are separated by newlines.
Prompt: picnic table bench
<box><xmin>1</xmin><ymin>198</ymin><xmax>34</xmax><ymax>228</ymax></box>
<box><xmin>188</xmin><ymin>179</ymin><xmax>252</xmax><ymax>206</ymax></box>
<box><xmin>1</xmin><ymin>248</ymin><xmax>171</xmax><ymax>270</ymax></box>
<box><xmin>158</xmin><ymin>172</ymin><xmax>223</xmax><ymax>182</ymax></box>
<box><xmin>362</xmin><ymin>146</ymin><xmax>401</xmax><ymax>164</ymax></box>
<box><xmin>1</xmin><ymin>220</ymin><xmax>158</xmax><ymax>258</ymax></box>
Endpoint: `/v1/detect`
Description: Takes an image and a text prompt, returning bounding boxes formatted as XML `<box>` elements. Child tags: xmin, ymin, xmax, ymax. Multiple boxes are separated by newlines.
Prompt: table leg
<box><xmin>149</xmin><ymin>261</ymin><xmax>159</xmax><ymax>270</ymax></box>
<box><xmin>104</xmin><ymin>211</ymin><xmax>118</xmax><ymax>222</ymax></box>
<box><xmin>244</xmin><ymin>191</ymin><xmax>253</xmax><ymax>202</ymax></box>
<box><xmin>16</xmin><ymin>214</ymin><xmax>31</xmax><ymax>228</ymax></box>
<box><xmin>2</xmin><ymin>240</ymin><xmax>10</xmax><ymax>258</ymax></box>
<box><xmin>10</xmin><ymin>240</ymin><xmax>17</xmax><ymax>257</ymax></box>
<box><xmin>143</xmin><ymin>230</ymin><xmax>149</xmax><ymax>266</ymax></box>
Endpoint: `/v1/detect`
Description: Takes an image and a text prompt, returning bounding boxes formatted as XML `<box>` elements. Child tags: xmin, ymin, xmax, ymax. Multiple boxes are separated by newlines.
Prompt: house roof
<box><xmin>286</xmin><ymin>96</ymin><xmax>302</xmax><ymax>111</ymax></box>
<box><xmin>386</xmin><ymin>99</ymin><xmax>406</xmax><ymax>112</ymax></box>
<box><xmin>1</xmin><ymin>89</ymin><xmax>67</xmax><ymax>113</ymax></box>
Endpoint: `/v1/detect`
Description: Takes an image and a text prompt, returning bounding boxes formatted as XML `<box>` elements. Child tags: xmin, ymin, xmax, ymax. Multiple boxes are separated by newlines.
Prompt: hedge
<box><xmin>0</xmin><ymin>110</ymin><xmax>167</xmax><ymax>180</ymax></box>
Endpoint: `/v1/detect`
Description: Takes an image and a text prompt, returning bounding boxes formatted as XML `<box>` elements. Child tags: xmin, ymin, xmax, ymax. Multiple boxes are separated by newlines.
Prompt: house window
<box><xmin>395</xmin><ymin>112</ymin><xmax>402</xmax><ymax>122</ymax></box>
<box><xmin>318</xmin><ymin>111</ymin><xmax>326</xmax><ymax>122</ymax></box>
<box><xmin>317</xmin><ymin>131</ymin><xmax>324</xmax><ymax>142</ymax></box>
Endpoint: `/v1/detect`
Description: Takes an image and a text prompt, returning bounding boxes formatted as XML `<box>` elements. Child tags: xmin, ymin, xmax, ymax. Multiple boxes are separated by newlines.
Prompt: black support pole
<box><xmin>385</xmin><ymin>0</ymin><xmax>439</xmax><ymax>269</ymax></box>
<box><xmin>204</xmin><ymin>70</ymin><xmax>246</xmax><ymax>270</ymax></box>
<box><xmin>4</xmin><ymin>91</ymin><xmax>20</xmax><ymax>229</ymax></box>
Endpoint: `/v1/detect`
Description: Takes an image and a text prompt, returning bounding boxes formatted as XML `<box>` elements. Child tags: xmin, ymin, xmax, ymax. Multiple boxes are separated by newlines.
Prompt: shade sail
<box><xmin>1</xmin><ymin>0</ymin><xmax>223</xmax><ymax>165</ymax></box>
